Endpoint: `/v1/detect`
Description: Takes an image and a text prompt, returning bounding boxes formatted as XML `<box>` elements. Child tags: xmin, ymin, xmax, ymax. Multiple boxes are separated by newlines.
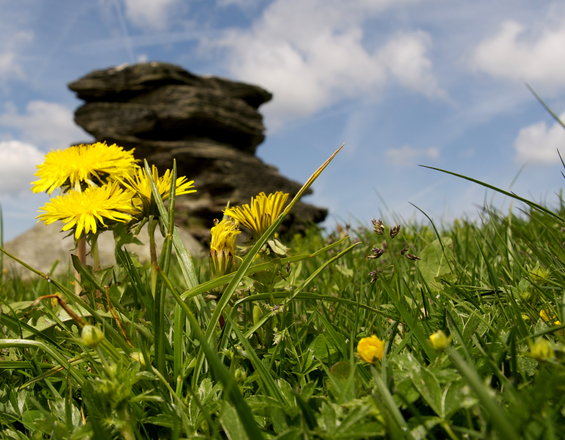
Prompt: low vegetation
<box><xmin>0</xmin><ymin>143</ymin><xmax>564</xmax><ymax>439</ymax></box>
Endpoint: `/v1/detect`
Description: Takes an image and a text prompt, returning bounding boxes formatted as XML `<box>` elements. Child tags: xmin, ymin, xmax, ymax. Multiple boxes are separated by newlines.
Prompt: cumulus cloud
<box><xmin>0</xmin><ymin>140</ymin><xmax>44</xmax><ymax>195</ymax></box>
<box><xmin>385</xmin><ymin>145</ymin><xmax>439</xmax><ymax>166</ymax></box>
<box><xmin>378</xmin><ymin>31</ymin><xmax>444</xmax><ymax>97</ymax></box>
<box><xmin>0</xmin><ymin>101</ymin><xmax>87</xmax><ymax>149</ymax></box>
<box><xmin>472</xmin><ymin>20</ymin><xmax>565</xmax><ymax>91</ymax></box>
<box><xmin>514</xmin><ymin>114</ymin><xmax>565</xmax><ymax>164</ymax></box>
<box><xmin>215</xmin><ymin>0</ymin><xmax>442</xmax><ymax>126</ymax></box>
<box><xmin>123</xmin><ymin>0</ymin><xmax>180</xmax><ymax>30</ymax></box>
<box><xmin>0</xmin><ymin>31</ymin><xmax>33</xmax><ymax>80</ymax></box>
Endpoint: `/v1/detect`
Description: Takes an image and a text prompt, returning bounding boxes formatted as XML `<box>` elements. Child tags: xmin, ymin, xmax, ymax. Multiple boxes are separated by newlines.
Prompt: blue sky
<box><xmin>1</xmin><ymin>0</ymin><xmax>565</xmax><ymax>240</ymax></box>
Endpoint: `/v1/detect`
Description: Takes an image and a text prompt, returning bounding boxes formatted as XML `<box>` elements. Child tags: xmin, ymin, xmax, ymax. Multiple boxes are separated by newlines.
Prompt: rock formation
<box><xmin>68</xmin><ymin>62</ymin><xmax>327</xmax><ymax>240</ymax></box>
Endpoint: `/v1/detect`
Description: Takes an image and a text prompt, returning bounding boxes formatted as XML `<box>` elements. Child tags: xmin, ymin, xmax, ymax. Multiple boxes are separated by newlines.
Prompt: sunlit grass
<box><xmin>0</xmin><ymin>143</ymin><xmax>564</xmax><ymax>438</ymax></box>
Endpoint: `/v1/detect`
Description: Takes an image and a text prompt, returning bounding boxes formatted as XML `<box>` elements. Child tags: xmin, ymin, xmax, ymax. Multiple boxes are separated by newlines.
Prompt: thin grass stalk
<box><xmin>193</xmin><ymin>145</ymin><xmax>343</xmax><ymax>386</ymax></box>
<box><xmin>158</xmin><ymin>162</ymin><xmax>187</xmax><ymax>381</ymax></box>
<box><xmin>144</xmin><ymin>160</ymin><xmax>199</xmax><ymax>290</ymax></box>
<box><xmin>447</xmin><ymin>347</ymin><xmax>519</xmax><ymax>439</ymax></box>
<box><xmin>180</xmin><ymin>236</ymin><xmax>350</xmax><ymax>302</ymax></box>
<box><xmin>0</xmin><ymin>339</ymin><xmax>84</xmax><ymax>385</ymax></box>
<box><xmin>242</xmin><ymin>241</ymin><xmax>360</xmax><ymax>339</ymax></box>
<box><xmin>158</xmin><ymin>270</ymin><xmax>265</xmax><ymax>440</ymax></box>
<box><xmin>370</xmin><ymin>366</ymin><xmax>413</xmax><ymax>439</ymax></box>
<box><xmin>420</xmin><ymin>165</ymin><xmax>564</xmax><ymax>223</ymax></box>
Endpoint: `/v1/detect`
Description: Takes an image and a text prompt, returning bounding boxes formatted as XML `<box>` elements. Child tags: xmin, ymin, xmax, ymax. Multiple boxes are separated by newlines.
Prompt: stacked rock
<box><xmin>68</xmin><ymin>62</ymin><xmax>327</xmax><ymax>239</ymax></box>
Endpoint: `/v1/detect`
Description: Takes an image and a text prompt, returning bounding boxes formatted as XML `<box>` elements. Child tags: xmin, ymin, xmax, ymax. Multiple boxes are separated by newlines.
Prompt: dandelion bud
<box><xmin>529</xmin><ymin>338</ymin><xmax>554</xmax><ymax>361</ymax></box>
<box><xmin>81</xmin><ymin>325</ymin><xmax>104</xmax><ymax>347</ymax></box>
<box><xmin>429</xmin><ymin>330</ymin><xmax>451</xmax><ymax>350</ymax></box>
<box><xmin>357</xmin><ymin>335</ymin><xmax>385</xmax><ymax>363</ymax></box>
<box><xmin>234</xmin><ymin>367</ymin><xmax>247</xmax><ymax>383</ymax></box>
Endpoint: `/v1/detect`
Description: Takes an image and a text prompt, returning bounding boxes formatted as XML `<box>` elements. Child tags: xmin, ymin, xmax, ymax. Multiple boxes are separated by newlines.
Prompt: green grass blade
<box><xmin>193</xmin><ymin>145</ymin><xmax>343</xmax><ymax>385</ymax></box>
<box><xmin>420</xmin><ymin>165</ymin><xmax>564</xmax><ymax>222</ymax></box>
<box><xmin>158</xmin><ymin>270</ymin><xmax>265</xmax><ymax>440</ymax></box>
<box><xmin>447</xmin><ymin>348</ymin><xmax>519</xmax><ymax>439</ymax></box>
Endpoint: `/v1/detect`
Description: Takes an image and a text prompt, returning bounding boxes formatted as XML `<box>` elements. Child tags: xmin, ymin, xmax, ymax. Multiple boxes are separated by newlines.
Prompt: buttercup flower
<box><xmin>121</xmin><ymin>165</ymin><xmax>196</xmax><ymax>218</ymax></box>
<box><xmin>429</xmin><ymin>330</ymin><xmax>451</xmax><ymax>350</ymax></box>
<box><xmin>540</xmin><ymin>309</ymin><xmax>561</xmax><ymax>326</ymax></box>
<box><xmin>32</xmin><ymin>142</ymin><xmax>138</xmax><ymax>194</ymax></box>
<box><xmin>210</xmin><ymin>218</ymin><xmax>241</xmax><ymax>277</ymax></box>
<box><xmin>529</xmin><ymin>338</ymin><xmax>554</xmax><ymax>361</ymax></box>
<box><xmin>37</xmin><ymin>183</ymin><xmax>135</xmax><ymax>239</ymax></box>
<box><xmin>223</xmin><ymin>191</ymin><xmax>289</xmax><ymax>237</ymax></box>
<box><xmin>357</xmin><ymin>335</ymin><xmax>385</xmax><ymax>363</ymax></box>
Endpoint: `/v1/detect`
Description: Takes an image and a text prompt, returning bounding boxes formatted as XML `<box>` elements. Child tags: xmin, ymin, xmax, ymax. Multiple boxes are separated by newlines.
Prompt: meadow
<box><xmin>0</xmin><ymin>144</ymin><xmax>564</xmax><ymax>440</ymax></box>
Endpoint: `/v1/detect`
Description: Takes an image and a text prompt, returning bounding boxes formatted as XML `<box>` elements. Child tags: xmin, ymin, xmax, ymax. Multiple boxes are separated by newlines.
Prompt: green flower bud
<box><xmin>81</xmin><ymin>325</ymin><xmax>104</xmax><ymax>347</ymax></box>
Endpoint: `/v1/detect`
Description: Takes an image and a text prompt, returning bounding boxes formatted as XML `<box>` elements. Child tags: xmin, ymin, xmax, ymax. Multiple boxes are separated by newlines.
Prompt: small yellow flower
<box><xmin>120</xmin><ymin>165</ymin><xmax>196</xmax><ymax>218</ymax></box>
<box><xmin>528</xmin><ymin>338</ymin><xmax>554</xmax><ymax>361</ymax></box>
<box><xmin>429</xmin><ymin>330</ymin><xmax>451</xmax><ymax>350</ymax></box>
<box><xmin>223</xmin><ymin>191</ymin><xmax>289</xmax><ymax>237</ymax></box>
<box><xmin>210</xmin><ymin>218</ymin><xmax>241</xmax><ymax>277</ymax></box>
<box><xmin>540</xmin><ymin>309</ymin><xmax>561</xmax><ymax>326</ymax></box>
<box><xmin>37</xmin><ymin>183</ymin><xmax>135</xmax><ymax>239</ymax></box>
<box><xmin>32</xmin><ymin>142</ymin><xmax>138</xmax><ymax>194</ymax></box>
<box><xmin>130</xmin><ymin>351</ymin><xmax>146</xmax><ymax>366</ymax></box>
<box><xmin>81</xmin><ymin>325</ymin><xmax>104</xmax><ymax>347</ymax></box>
<box><xmin>357</xmin><ymin>335</ymin><xmax>385</xmax><ymax>363</ymax></box>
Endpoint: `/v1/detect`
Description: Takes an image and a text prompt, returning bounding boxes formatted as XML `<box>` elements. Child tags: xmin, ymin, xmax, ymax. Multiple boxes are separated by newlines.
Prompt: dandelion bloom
<box><xmin>429</xmin><ymin>330</ymin><xmax>451</xmax><ymax>350</ymax></box>
<box><xmin>223</xmin><ymin>191</ymin><xmax>289</xmax><ymax>237</ymax></box>
<box><xmin>357</xmin><ymin>335</ymin><xmax>385</xmax><ymax>363</ymax></box>
<box><xmin>121</xmin><ymin>165</ymin><xmax>196</xmax><ymax>218</ymax></box>
<box><xmin>32</xmin><ymin>142</ymin><xmax>138</xmax><ymax>194</ymax></box>
<box><xmin>210</xmin><ymin>218</ymin><xmax>240</xmax><ymax>276</ymax></box>
<box><xmin>37</xmin><ymin>183</ymin><xmax>134</xmax><ymax>239</ymax></box>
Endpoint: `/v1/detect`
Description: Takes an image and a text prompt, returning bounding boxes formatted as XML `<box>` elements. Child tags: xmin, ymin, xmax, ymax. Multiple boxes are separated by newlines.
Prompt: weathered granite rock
<box><xmin>68</xmin><ymin>62</ymin><xmax>328</xmax><ymax>239</ymax></box>
<box><xmin>3</xmin><ymin>222</ymin><xmax>204</xmax><ymax>279</ymax></box>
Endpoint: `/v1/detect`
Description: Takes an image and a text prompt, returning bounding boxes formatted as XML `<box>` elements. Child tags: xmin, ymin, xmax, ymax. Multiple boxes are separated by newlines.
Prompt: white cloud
<box><xmin>472</xmin><ymin>20</ymin><xmax>565</xmax><ymax>91</ymax></box>
<box><xmin>385</xmin><ymin>145</ymin><xmax>439</xmax><ymax>166</ymax></box>
<box><xmin>0</xmin><ymin>31</ymin><xmax>32</xmax><ymax>81</ymax></box>
<box><xmin>378</xmin><ymin>31</ymin><xmax>444</xmax><ymax>97</ymax></box>
<box><xmin>0</xmin><ymin>140</ymin><xmax>44</xmax><ymax>195</ymax></box>
<box><xmin>0</xmin><ymin>101</ymin><xmax>87</xmax><ymax>149</ymax></box>
<box><xmin>214</xmin><ymin>0</ymin><xmax>442</xmax><ymax>126</ymax></box>
<box><xmin>514</xmin><ymin>114</ymin><xmax>565</xmax><ymax>164</ymax></box>
<box><xmin>123</xmin><ymin>0</ymin><xmax>180</xmax><ymax>30</ymax></box>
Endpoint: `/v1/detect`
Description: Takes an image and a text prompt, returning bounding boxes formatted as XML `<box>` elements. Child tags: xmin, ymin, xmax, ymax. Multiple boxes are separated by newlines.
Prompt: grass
<box><xmin>0</xmin><ymin>156</ymin><xmax>564</xmax><ymax>438</ymax></box>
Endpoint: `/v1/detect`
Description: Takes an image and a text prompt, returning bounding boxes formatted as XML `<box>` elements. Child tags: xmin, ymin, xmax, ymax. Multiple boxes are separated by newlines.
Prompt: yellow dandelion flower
<box><xmin>429</xmin><ymin>330</ymin><xmax>451</xmax><ymax>350</ymax></box>
<box><xmin>37</xmin><ymin>183</ymin><xmax>135</xmax><ymax>239</ymax></box>
<box><xmin>121</xmin><ymin>165</ymin><xmax>196</xmax><ymax>217</ymax></box>
<box><xmin>357</xmin><ymin>335</ymin><xmax>385</xmax><ymax>363</ymax></box>
<box><xmin>32</xmin><ymin>142</ymin><xmax>138</xmax><ymax>194</ymax></box>
<box><xmin>223</xmin><ymin>191</ymin><xmax>289</xmax><ymax>237</ymax></box>
<box><xmin>210</xmin><ymin>218</ymin><xmax>241</xmax><ymax>277</ymax></box>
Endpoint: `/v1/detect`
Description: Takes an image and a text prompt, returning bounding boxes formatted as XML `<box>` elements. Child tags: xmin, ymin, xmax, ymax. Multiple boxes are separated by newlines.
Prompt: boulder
<box><xmin>69</xmin><ymin>62</ymin><xmax>328</xmax><ymax>240</ymax></box>
<box><xmin>3</xmin><ymin>222</ymin><xmax>204</xmax><ymax>279</ymax></box>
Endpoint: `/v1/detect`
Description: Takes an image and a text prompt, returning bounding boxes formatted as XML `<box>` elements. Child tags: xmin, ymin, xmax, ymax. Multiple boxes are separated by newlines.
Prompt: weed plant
<box><xmin>0</xmin><ymin>145</ymin><xmax>564</xmax><ymax>439</ymax></box>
